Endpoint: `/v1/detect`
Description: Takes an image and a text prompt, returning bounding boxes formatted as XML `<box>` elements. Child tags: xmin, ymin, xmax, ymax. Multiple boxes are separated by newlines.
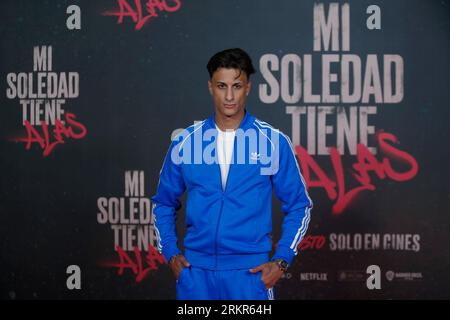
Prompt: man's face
<box><xmin>208</xmin><ymin>68</ymin><xmax>251</xmax><ymax>118</ymax></box>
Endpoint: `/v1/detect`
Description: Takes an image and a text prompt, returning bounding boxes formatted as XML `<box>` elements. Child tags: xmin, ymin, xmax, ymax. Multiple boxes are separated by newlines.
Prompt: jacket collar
<box><xmin>207</xmin><ymin>108</ymin><xmax>253</xmax><ymax>130</ymax></box>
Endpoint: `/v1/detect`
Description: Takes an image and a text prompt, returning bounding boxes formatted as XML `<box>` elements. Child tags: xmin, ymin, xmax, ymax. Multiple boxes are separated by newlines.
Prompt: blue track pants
<box><xmin>176</xmin><ymin>266</ymin><xmax>275</xmax><ymax>300</ymax></box>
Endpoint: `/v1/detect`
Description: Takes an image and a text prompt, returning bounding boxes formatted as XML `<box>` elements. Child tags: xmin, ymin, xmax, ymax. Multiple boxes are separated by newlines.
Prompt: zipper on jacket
<box><xmin>214</xmin><ymin>197</ymin><xmax>224</xmax><ymax>268</ymax></box>
<box><xmin>213</xmin><ymin>135</ymin><xmax>236</xmax><ymax>268</ymax></box>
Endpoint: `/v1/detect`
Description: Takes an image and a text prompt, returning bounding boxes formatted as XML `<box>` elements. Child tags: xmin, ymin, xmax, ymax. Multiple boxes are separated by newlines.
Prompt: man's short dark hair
<box><xmin>206</xmin><ymin>48</ymin><xmax>256</xmax><ymax>80</ymax></box>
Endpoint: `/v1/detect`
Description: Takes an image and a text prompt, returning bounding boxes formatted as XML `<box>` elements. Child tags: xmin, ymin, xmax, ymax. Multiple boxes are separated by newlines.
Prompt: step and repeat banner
<box><xmin>1</xmin><ymin>0</ymin><xmax>449</xmax><ymax>299</ymax></box>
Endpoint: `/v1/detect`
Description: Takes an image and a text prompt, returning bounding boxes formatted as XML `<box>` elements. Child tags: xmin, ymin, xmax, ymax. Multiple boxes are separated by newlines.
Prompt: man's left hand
<box><xmin>249</xmin><ymin>261</ymin><xmax>285</xmax><ymax>289</ymax></box>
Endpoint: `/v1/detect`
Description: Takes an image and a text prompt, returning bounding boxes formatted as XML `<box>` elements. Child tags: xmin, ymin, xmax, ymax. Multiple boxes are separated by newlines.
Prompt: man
<box><xmin>151</xmin><ymin>48</ymin><xmax>312</xmax><ymax>300</ymax></box>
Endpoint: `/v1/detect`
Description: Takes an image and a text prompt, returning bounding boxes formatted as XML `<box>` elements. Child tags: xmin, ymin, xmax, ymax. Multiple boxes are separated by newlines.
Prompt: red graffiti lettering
<box><xmin>297</xmin><ymin>131</ymin><xmax>419</xmax><ymax>215</ymax></box>
<box><xmin>102</xmin><ymin>245</ymin><xmax>166</xmax><ymax>283</ymax></box>
<box><xmin>14</xmin><ymin>112</ymin><xmax>87</xmax><ymax>157</ymax></box>
<box><xmin>103</xmin><ymin>0</ymin><xmax>182</xmax><ymax>30</ymax></box>
<box><xmin>297</xmin><ymin>235</ymin><xmax>326</xmax><ymax>251</ymax></box>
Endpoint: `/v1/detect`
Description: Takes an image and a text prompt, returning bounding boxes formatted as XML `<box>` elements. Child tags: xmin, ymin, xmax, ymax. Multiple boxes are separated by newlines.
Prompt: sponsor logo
<box><xmin>386</xmin><ymin>270</ymin><xmax>395</xmax><ymax>282</ymax></box>
<box><xmin>338</xmin><ymin>270</ymin><xmax>366</xmax><ymax>282</ymax></box>
<box><xmin>385</xmin><ymin>270</ymin><xmax>423</xmax><ymax>281</ymax></box>
<box><xmin>300</xmin><ymin>272</ymin><xmax>328</xmax><ymax>281</ymax></box>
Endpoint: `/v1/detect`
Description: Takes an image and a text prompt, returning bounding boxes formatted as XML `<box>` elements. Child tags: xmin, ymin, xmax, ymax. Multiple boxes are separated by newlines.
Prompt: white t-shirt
<box><xmin>216</xmin><ymin>125</ymin><xmax>236</xmax><ymax>191</ymax></box>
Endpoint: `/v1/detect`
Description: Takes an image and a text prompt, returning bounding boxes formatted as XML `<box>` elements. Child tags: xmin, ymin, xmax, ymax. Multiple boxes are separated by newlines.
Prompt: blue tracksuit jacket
<box><xmin>151</xmin><ymin>110</ymin><xmax>313</xmax><ymax>270</ymax></box>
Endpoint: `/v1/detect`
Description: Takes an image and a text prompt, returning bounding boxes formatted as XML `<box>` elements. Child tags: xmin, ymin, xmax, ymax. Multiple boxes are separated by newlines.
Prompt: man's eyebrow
<box><xmin>216</xmin><ymin>81</ymin><xmax>243</xmax><ymax>85</ymax></box>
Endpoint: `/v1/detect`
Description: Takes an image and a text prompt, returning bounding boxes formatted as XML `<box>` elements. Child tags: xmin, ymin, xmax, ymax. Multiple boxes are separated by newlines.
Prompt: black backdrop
<box><xmin>1</xmin><ymin>0</ymin><xmax>449</xmax><ymax>299</ymax></box>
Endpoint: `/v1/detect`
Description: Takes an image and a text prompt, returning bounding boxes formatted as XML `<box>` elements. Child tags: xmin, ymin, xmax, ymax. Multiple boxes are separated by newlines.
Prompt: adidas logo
<box><xmin>250</xmin><ymin>152</ymin><xmax>260</xmax><ymax>161</ymax></box>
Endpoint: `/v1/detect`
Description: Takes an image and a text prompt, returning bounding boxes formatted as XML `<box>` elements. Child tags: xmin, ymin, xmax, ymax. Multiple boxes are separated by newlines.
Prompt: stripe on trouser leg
<box><xmin>268</xmin><ymin>288</ymin><xmax>274</xmax><ymax>300</ymax></box>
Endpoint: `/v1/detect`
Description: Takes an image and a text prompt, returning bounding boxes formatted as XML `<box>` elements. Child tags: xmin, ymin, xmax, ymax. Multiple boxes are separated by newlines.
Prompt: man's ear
<box><xmin>208</xmin><ymin>80</ymin><xmax>213</xmax><ymax>95</ymax></box>
<box><xmin>246</xmin><ymin>81</ymin><xmax>252</xmax><ymax>96</ymax></box>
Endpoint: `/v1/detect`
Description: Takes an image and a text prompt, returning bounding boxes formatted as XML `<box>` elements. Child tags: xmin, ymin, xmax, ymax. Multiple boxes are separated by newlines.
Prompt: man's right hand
<box><xmin>169</xmin><ymin>254</ymin><xmax>191</xmax><ymax>280</ymax></box>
